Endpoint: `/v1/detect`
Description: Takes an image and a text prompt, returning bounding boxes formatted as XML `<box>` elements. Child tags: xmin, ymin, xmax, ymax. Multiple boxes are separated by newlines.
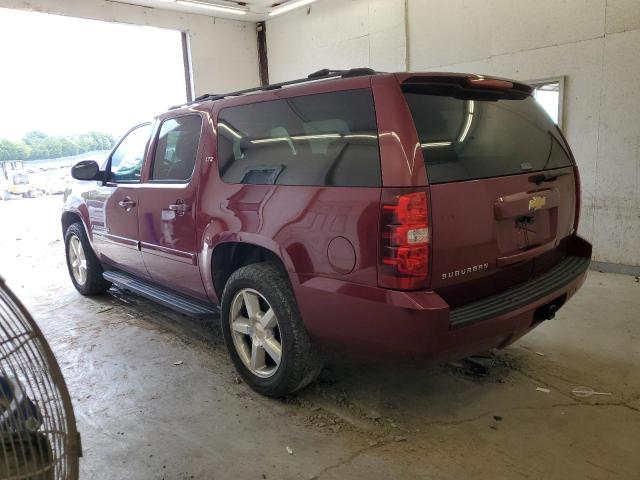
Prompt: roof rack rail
<box><xmin>170</xmin><ymin>67</ymin><xmax>378</xmax><ymax>109</ymax></box>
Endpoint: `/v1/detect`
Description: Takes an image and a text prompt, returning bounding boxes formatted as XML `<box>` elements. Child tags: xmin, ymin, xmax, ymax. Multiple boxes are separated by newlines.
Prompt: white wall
<box><xmin>407</xmin><ymin>0</ymin><xmax>640</xmax><ymax>268</ymax></box>
<box><xmin>266</xmin><ymin>0</ymin><xmax>406</xmax><ymax>82</ymax></box>
<box><xmin>266</xmin><ymin>0</ymin><xmax>640</xmax><ymax>268</ymax></box>
<box><xmin>0</xmin><ymin>0</ymin><xmax>259</xmax><ymax>96</ymax></box>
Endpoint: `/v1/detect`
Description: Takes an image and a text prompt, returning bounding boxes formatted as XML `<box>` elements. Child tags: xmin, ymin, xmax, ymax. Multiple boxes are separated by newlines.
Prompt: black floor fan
<box><xmin>0</xmin><ymin>276</ymin><xmax>80</xmax><ymax>480</ymax></box>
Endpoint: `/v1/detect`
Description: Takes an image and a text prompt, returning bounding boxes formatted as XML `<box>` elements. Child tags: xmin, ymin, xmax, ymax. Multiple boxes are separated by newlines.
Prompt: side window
<box><xmin>151</xmin><ymin>115</ymin><xmax>203</xmax><ymax>182</ymax></box>
<box><xmin>110</xmin><ymin>124</ymin><xmax>152</xmax><ymax>183</ymax></box>
<box><xmin>217</xmin><ymin>89</ymin><xmax>381</xmax><ymax>187</ymax></box>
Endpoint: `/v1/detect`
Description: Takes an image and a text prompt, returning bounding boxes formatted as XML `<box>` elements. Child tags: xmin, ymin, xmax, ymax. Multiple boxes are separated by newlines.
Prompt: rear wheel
<box><xmin>220</xmin><ymin>262</ymin><xmax>322</xmax><ymax>397</ymax></box>
<box><xmin>64</xmin><ymin>222</ymin><xmax>111</xmax><ymax>296</ymax></box>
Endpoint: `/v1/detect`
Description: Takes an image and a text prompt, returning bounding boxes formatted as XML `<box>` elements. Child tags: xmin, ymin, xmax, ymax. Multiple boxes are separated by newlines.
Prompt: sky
<box><xmin>0</xmin><ymin>8</ymin><xmax>187</xmax><ymax>142</ymax></box>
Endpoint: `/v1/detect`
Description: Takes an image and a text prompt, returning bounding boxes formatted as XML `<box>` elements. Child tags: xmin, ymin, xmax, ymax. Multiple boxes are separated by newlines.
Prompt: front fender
<box><xmin>61</xmin><ymin>204</ymin><xmax>92</xmax><ymax>242</ymax></box>
<box><xmin>62</xmin><ymin>181</ymin><xmax>95</xmax><ymax>236</ymax></box>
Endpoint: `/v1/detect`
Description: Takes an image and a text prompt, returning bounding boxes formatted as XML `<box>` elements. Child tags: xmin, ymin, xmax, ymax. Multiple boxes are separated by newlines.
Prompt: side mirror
<box><xmin>71</xmin><ymin>160</ymin><xmax>104</xmax><ymax>181</ymax></box>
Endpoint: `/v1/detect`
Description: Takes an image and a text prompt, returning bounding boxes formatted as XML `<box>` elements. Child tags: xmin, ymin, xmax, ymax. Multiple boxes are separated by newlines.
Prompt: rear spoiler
<box><xmin>398</xmin><ymin>73</ymin><xmax>533</xmax><ymax>98</ymax></box>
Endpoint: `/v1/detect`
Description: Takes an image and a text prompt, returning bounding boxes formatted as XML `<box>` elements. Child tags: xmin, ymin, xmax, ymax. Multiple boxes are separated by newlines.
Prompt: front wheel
<box><xmin>64</xmin><ymin>222</ymin><xmax>111</xmax><ymax>296</ymax></box>
<box><xmin>220</xmin><ymin>262</ymin><xmax>322</xmax><ymax>397</ymax></box>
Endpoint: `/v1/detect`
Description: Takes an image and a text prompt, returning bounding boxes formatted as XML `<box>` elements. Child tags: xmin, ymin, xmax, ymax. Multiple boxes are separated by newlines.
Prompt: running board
<box><xmin>103</xmin><ymin>270</ymin><xmax>218</xmax><ymax>318</ymax></box>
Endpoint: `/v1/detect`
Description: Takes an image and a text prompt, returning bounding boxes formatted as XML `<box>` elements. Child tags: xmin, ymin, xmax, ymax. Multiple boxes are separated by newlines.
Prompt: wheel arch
<box><xmin>61</xmin><ymin>210</ymin><xmax>86</xmax><ymax>237</ymax></box>
<box><xmin>61</xmin><ymin>207</ymin><xmax>97</xmax><ymax>256</ymax></box>
<box><xmin>211</xmin><ymin>241</ymin><xmax>288</xmax><ymax>301</ymax></box>
<box><xmin>198</xmin><ymin>230</ymin><xmax>295</xmax><ymax>303</ymax></box>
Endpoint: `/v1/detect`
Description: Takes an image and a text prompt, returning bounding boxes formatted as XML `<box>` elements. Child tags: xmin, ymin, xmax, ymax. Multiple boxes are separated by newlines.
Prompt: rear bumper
<box><xmin>292</xmin><ymin>239</ymin><xmax>591</xmax><ymax>363</ymax></box>
<box><xmin>449</xmin><ymin>255</ymin><xmax>590</xmax><ymax>328</ymax></box>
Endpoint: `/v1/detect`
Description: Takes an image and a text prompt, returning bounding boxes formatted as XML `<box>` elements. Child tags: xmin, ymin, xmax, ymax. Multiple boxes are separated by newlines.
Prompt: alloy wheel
<box><xmin>68</xmin><ymin>235</ymin><xmax>87</xmax><ymax>286</ymax></box>
<box><xmin>229</xmin><ymin>288</ymin><xmax>282</xmax><ymax>378</ymax></box>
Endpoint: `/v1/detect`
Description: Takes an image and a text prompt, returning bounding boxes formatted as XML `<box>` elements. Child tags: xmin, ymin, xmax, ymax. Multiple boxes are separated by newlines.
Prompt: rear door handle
<box><xmin>118</xmin><ymin>198</ymin><xmax>136</xmax><ymax>209</ymax></box>
<box><xmin>530</xmin><ymin>171</ymin><xmax>570</xmax><ymax>185</ymax></box>
<box><xmin>168</xmin><ymin>202</ymin><xmax>191</xmax><ymax>214</ymax></box>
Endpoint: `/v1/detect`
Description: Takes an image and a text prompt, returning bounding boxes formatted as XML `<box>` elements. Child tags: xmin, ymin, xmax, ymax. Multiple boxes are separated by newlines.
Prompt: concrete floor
<box><xmin>1</xmin><ymin>196</ymin><xmax>639</xmax><ymax>480</ymax></box>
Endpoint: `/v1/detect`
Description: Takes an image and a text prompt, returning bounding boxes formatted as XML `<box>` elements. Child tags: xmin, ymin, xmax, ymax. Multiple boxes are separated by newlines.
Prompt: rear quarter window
<box><xmin>216</xmin><ymin>89</ymin><xmax>381</xmax><ymax>187</ymax></box>
<box><xmin>403</xmin><ymin>89</ymin><xmax>572</xmax><ymax>184</ymax></box>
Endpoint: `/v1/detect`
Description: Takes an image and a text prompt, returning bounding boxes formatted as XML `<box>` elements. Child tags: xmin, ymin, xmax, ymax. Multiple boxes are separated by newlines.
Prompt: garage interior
<box><xmin>0</xmin><ymin>0</ymin><xmax>639</xmax><ymax>479</ymax></box>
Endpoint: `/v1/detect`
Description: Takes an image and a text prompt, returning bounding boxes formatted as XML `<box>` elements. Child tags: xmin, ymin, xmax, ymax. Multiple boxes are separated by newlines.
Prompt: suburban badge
<box><xmin>441</xmin><ymin>263</ymin><xmax>489</xmax><ymax>280</ymax></box>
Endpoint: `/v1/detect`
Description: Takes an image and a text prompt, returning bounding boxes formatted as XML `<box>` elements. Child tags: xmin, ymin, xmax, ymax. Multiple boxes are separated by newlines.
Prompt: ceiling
<box><xmin>113</xmin><ymin>0</ymin><xmax>309</xmax><ymax>21</ymax></box>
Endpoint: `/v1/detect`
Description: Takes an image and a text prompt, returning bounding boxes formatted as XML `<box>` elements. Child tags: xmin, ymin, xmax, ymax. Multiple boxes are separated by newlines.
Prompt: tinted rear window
<box><xmin>217</xmin><ymin>89</ymin><xmax>381</xmax><ymax>187</ymax></box>
<box><xmin>403</xmin><ymin>88</ymin><xmax>572</xmax><ymax>184</ymax></box>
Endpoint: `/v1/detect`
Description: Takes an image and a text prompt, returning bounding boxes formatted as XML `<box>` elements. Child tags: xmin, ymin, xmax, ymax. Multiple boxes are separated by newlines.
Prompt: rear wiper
<box><xmin>530</xmin><ymin>171</ymin><xmax>570</xmax><ymax>184</ymax></box>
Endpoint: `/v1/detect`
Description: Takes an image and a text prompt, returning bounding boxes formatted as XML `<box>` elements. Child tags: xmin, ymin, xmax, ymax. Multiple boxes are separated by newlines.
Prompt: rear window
<box><xmin>402</xmin><ymin>88</ymin><xmax>573</xmax><ymax>184</ymax></box>
<box><xmin>217</xmin><ymin>89</ymin><xmax>381</xmax><ymax>187</ymax></box>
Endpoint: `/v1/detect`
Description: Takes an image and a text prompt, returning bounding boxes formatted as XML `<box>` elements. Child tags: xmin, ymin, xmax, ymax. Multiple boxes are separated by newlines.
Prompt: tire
<box><xmin>64</xmin><ymin>222</ymin><xmax>111</xmax><ymax>296</ymax></box>
<box><xmin>220</xmin><ymin>262</ymin><xmax>322</xmax><ymax>397</ymax></box>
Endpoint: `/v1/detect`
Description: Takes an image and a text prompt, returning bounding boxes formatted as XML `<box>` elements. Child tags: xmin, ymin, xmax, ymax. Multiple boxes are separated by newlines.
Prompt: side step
<box><xmin>103</xmin><ymin>270</ymin><xmax>218</xmax><ymax>318</ymax></box>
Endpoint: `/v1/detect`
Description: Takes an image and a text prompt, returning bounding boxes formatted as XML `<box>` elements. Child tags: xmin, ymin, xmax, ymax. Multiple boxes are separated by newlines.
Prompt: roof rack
<box><xmin>171</xmin><ymin>67</ymin><xmax>378</xmax><ymax>109</ymax></box>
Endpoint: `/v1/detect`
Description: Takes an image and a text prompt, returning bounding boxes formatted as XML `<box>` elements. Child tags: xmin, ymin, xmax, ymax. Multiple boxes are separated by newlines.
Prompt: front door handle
<box><xmin>118</xmin><ymin>197</ymin><xmax>136</xmax><ymax>210</ymax></box>
<box><xmin>168</xmin><ymin>202</ymin><xmax>191</xmax><ymax>215</ymax></box>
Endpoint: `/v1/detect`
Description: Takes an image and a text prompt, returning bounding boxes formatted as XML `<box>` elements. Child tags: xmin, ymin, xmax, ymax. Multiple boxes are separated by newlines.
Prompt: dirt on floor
<box><xmin>1</xmin><ymin>196</ymin><xmax>639</xmax><ymax>480</ymax></box>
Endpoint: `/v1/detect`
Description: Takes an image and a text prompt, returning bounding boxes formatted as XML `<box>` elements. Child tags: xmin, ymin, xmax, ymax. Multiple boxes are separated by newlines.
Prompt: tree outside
<box><xmin>0</xmin><ymin>131</ymin><xmax>116</xmax><ymax>161</ymax></box>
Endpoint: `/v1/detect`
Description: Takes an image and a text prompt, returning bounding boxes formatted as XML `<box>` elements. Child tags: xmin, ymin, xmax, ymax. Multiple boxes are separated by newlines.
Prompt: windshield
<box><xmin>402</xmin><ymin>88</ymin><xmax>573</xmax><ymax>184</ymax></box>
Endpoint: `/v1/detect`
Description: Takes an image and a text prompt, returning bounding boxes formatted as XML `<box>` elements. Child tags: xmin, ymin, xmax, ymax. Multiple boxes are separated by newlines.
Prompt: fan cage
<box><xmin>0</xmin><ymin>277</ymin><xmax>79</xmax><ymax>480</ymax></box>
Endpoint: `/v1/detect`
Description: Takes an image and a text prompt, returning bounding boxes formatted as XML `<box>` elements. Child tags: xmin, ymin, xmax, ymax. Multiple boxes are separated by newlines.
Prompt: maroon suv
<box><xmin>62</xmin><ymin>68</ymin><xmax>591</xmax><ymax>397</ymax></box>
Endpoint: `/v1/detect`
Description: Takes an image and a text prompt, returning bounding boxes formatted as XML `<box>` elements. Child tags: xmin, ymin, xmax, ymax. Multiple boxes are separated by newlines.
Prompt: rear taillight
<box><xmin>379</xmin><ymin>189</ymin><xmax>430</xmax><ymax>290</ymax></box>
<box><xmin>573</xmin><ymin>164</ymin><xmax>581</xmax><ymax>233</ymax></box>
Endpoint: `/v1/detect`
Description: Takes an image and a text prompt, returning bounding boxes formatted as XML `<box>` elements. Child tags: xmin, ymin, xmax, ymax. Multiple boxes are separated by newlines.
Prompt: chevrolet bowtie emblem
<box><xmin>529</xmin><ymin>196</ymin><xmax>546</xmax><ymax>211</ymax></box>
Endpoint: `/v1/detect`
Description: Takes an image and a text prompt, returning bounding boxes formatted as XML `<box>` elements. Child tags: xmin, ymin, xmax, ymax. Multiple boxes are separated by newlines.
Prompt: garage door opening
<box><xmin>0</xmin><ymin>8</ymin><xmax>189</xmax><ymax>199</ymax></box>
